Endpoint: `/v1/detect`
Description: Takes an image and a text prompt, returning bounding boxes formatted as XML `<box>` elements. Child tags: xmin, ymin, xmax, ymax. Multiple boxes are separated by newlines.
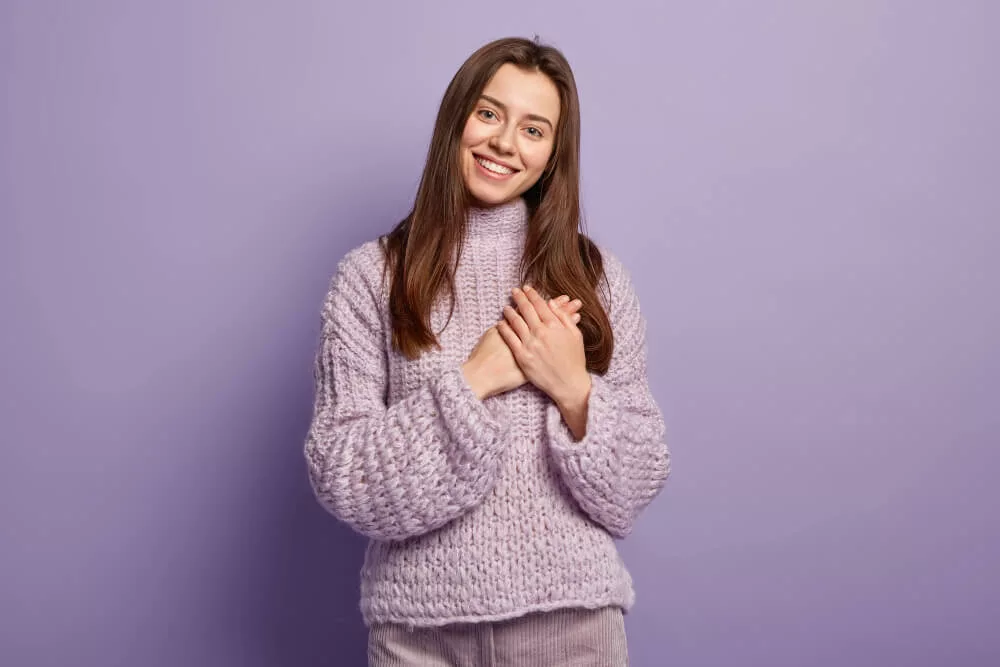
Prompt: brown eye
<box><xmin>526</xmin><ymin>127</ymin><xmax>543</xmax><ymax>138</ymax></box>
<box><xmin>478</xmin><ymin>109</ymin><xmax>497</xmax><ymax>121</ymax></box>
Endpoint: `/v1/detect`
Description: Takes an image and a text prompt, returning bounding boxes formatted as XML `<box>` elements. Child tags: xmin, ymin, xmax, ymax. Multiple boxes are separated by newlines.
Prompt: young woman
<box><xmin>305</xmin><ymin>36</ymin><xmax>670</xmax><ymax>666</ymax></box>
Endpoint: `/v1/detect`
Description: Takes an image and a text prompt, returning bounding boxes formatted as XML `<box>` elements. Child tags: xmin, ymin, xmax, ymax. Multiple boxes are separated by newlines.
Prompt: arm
<box><xmin>304</xmin><ymin>245</ymin><xmax>510</xmax><ymax>541</ymax></box>
<box><xmin>545</xmin><ymin>252</ymin><xmax>671</xmax><ymax>538</ymax></box>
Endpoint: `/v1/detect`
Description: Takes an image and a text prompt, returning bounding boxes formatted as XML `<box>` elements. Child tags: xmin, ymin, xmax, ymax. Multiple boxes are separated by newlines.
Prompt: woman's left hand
<box><xmin>496</xmin><ymin>285</ymin><xmax>592</xmax><ymax>408</ymax></box>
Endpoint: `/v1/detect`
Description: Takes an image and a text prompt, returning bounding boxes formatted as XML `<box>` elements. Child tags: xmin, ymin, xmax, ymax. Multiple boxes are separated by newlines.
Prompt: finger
<box><xmin>549</xmin><ymin>295</ymin><xmax>577</xmax><ymax>310</ymax></box>
<box><xmin>522</xmin><ymin>285</ymin><xmax>558</xmax><ymax>324</ymax></box>
<box><xmin>502</xmin><ymin>304</ymin><xmax>531</xmax><ymax>341</ymax></box>
<box><xmin>552</xmin><ymin>304</ymin><xmax>577</xmax><ymax>329</ymax></box>
<box><xmin>496</xmin><ymin>319</ymin><xmax>524</xmax><ymax>354</ymax></box>
<box><xmin>511</xmin><ymin>287</ymin><xmax>544</xmax><ymax>329</ymax></box>
<box><xmin>548</xmin><ymin>295</ymin><xmax>570</xmax><ymax>309</ymax></box>
<box><xmin>572</xmin><ymin>312</ymin><xmax>581</xmax><ymax>323</ymax></box>
<box><xmin>553</xmin><ymin>300</ymin><xmax>582</xmax><ymax>318</ymax></box>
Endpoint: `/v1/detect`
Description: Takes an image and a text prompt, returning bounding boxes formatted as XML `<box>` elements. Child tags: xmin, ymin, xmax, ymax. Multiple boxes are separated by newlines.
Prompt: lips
<box><xmin>474</xmin><ymin>153</ymin><xmax>519</xmax><ymax>174</ymax></box>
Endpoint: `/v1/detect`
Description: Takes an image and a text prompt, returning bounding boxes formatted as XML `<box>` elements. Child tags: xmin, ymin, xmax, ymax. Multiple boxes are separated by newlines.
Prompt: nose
<box><xmin>488</xmin><ymin>123</ymin><xmax>516</xmax><ymax>155</ymax></box>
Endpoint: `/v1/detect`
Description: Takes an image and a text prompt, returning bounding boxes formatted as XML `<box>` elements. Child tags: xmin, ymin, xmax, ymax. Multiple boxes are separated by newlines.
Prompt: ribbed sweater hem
<box><xmin>362</xmin><ymin>595</ymin><xmax>632</xmax><ymax>628</ymax></box>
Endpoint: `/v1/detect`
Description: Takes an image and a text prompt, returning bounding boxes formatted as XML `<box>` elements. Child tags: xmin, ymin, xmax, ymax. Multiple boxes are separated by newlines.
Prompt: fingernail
<box><xmin>524</xmin><ymin>284</ymin><xmax>533</xmax><ymax>292</ymax></box>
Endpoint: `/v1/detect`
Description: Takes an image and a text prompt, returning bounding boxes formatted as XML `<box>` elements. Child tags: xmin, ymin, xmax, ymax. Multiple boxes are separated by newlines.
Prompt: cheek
<box><xmin>460</xmin><ymin>119</ymin><xmax>489</xmax><ymax>150</ymax></box>
<box><xmin>521</xmin><ymin>142</ymin><xmax>555</xmax><ymax>173</ymax></box>
<box><xmin>459</xmin><ymin>128</ymin><xmax>475</xmax><ymax>150</ymax></box>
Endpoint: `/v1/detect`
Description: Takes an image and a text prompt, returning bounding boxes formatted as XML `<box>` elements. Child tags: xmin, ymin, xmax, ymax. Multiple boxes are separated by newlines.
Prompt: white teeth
<box><xmin>476</xmin><ymin>157</ymin><xmax>514</xmax><ymax>175</ymax></box>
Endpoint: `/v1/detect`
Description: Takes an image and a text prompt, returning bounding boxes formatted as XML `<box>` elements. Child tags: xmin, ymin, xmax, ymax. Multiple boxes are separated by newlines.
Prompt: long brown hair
<box><xmin>379</xmin><ymin>36</ymin><xmax>613</xmax><ymax>374</ymax></box>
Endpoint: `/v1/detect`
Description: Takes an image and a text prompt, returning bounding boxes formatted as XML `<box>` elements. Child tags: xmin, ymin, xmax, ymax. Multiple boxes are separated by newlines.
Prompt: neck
<box><xmin>465</xmin><ymin>197</ymin><xmax>529</xmax><ymax>239</ymax></box>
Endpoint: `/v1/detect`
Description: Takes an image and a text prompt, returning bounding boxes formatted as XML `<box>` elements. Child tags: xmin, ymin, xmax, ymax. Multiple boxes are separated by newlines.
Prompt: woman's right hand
<box><xmin>463</xmin><ymin>295</ymin><xmax>582</xmax><ymax>400</ymax></box>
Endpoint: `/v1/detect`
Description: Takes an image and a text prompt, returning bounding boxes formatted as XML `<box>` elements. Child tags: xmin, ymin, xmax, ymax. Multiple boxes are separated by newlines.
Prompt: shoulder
<box><xmin>328</xmin><ymin>238</ymin><xmax>389</xmax><ymax>300</ymax></box>
<box><xmin>321</xmin><ymin>238</ymin><xmax>388</xmax><ymax>331</ymax></box>
<box><xmin>591</xmin><ymin>242</ymin><xmax>637</xmax><ymax>315</ymax></box>
<box><xmin>334</xmin><ymin>238</ymin><xmax>387</xmax><ymax>283</ymax></box>
<box><xmin>594</xmin><ymin>243</ymin><xmax>626</xmax><ymax>284</ymax></box>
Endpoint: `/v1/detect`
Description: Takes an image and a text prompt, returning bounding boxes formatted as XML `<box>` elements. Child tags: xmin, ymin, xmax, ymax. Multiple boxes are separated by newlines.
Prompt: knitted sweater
<box><xmin>304</xmin><ymin>197</ymin><xmax>670</xmax><ymax>627</ymax></box>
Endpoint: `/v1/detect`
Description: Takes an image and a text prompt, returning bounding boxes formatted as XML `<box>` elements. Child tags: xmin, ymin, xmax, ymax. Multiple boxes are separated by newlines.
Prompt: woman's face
<box><xmin>460</xmin><ymin>63</ymin><xmax>561</xmax><ymax>207</ymax></box>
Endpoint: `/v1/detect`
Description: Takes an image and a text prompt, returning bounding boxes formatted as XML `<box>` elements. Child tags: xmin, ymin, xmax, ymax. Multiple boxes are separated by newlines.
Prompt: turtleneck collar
<box><xmin>465</xmin><ymin>197</ymin><xmax>529</xmax><ymax>239</ymax></box>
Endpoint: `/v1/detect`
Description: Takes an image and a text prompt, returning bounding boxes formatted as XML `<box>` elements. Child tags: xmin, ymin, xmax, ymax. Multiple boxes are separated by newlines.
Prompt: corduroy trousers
<box><xmin>368</xmin><ymin>606</ymin><xmax>628</xmax><ymax>666</ymax></box>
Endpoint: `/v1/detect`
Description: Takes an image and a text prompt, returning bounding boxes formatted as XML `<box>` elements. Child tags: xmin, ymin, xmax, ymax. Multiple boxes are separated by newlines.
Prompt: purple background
<box><xmin>2</xmin><ymin>1</ymin><xmax>997</xmax><ymax>665</ymax></box>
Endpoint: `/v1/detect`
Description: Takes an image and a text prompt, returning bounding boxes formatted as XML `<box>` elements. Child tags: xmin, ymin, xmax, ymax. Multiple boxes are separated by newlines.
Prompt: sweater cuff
<box><xmin>434</xmin><ymin>365</ymin><xmax>509</xmax><ymax>448</ymax></box>
<box><xmin>546</xmin><ymin>372</ymin><xmax>619</xmax><ymax>460</ymax></box>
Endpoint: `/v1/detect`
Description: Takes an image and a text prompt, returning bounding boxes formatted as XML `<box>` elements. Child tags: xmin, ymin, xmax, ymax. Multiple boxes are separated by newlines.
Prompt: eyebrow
<box><xmin>479</xmin><ymin>94</ymin><xmax>554</xmax><ymax>131</ymax></box>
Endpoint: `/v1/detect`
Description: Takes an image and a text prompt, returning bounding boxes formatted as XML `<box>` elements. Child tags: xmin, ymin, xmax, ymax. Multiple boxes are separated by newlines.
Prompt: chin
<box><xmin>463</xmin><ymin>173</ymin><xmax>518</xmax><ymax>207</ymax></box>
<box><xmin>467</xmin><ymin>186</ymin><xmax>515</xmax><ymax>207</ymax></box>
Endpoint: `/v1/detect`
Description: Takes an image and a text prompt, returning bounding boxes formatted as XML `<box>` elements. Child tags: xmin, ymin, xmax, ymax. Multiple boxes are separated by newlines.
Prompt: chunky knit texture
<box><xmin>304</xmin><ymin>197</ymin><xmax>670</xmax><ymax>627</ymax></box>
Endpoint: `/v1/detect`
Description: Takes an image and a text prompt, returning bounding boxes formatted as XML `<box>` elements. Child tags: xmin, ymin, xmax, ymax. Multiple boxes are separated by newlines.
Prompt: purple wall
<box><xmin>2</xmin><ymin>1</ymin><xmax>997</xmax><ymax>665</ymax></box>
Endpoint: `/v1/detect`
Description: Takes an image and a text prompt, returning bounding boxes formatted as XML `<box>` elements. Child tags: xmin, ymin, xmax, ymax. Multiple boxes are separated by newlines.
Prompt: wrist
<box><xmin>555</xmin><ymin>372</ymin><xmax>592</xmax><ymax>412</ymax></box>
<box><xmin>461</xmin><ymin>361</ymin><xmax>490</xmax><ymax>400</ymax></box>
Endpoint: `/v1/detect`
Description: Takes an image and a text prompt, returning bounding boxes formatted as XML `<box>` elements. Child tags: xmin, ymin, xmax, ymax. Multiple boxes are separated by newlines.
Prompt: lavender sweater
<box><xmin>304</xmin><ymin>197</ymin><xmax>670</xmax><ymax>627</ymax></box>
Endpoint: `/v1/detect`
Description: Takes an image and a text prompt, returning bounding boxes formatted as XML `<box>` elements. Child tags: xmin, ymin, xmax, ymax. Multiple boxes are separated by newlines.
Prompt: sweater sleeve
<box><xmin>304</xmin><ymin>244</ymin><xmax>510</xmax><ymax>542</ymax></box>
<box><xmin>545</xmin><ymin>250</ymin><xmax>671</xmax><ymax>538</ymax></box>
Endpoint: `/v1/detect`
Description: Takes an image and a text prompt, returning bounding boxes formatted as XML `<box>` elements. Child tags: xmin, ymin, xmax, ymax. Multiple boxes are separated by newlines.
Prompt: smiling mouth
<box><xmin>474</xmin><ymin>154</ymin><xmax>519</xmax><ymax>176</ymax></box>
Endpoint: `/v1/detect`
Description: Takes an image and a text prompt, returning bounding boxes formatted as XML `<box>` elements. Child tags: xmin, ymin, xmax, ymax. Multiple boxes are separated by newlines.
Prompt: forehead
<box><xmin>481</xmin><ymin>63</ymin><xmax>561</xmax><ymax>125</ymax></box>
